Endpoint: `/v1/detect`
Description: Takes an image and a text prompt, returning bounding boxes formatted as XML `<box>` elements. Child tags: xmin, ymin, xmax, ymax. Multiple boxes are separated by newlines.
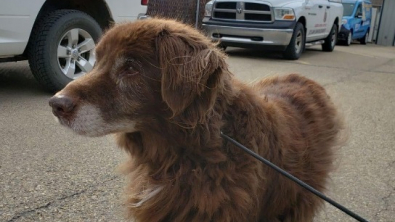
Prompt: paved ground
<box><xmin>0</xmin><ymin>44</ymin><xmax>394</xmax><ymax>222</ymax></box>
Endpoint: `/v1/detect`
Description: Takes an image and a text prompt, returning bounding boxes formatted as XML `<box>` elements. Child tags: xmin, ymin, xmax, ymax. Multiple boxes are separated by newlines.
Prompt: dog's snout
<box><xmin>49</xmin><ymin>95</ymin><xmax>76</xmax><ymax>117</ymax></box>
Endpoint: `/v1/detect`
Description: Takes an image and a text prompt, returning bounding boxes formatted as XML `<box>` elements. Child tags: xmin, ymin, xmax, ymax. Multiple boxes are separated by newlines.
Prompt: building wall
<box><xmin>371</xmin><ymin>0</ymin><xmax>383</xmax><ymax>6</ymax></box>
<box><xmin>376</xmin><ymin>0</ymin><xmax>395</xmax><ymax>46</ymax></box>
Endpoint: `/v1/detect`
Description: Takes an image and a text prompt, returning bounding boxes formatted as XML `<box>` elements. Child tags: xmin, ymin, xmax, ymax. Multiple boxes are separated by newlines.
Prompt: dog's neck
<box><xmin>115</xmin><ymin>78</ymin><xmax>270</xmax><ymax>181</ymax></box>
<box><xmin>116</xmin><ymin>100</ymin><xmax>229</xmax><ymax>180</ymax></box>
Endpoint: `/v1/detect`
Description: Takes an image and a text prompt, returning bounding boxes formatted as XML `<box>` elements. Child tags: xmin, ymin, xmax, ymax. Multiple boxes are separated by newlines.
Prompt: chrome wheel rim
<box><xmin>57</xmin><ymin>28</ymin><xmax>96</xmax><ymax>79</ymax></box>
<box><xmin>348</xmin><ymin>33</ymin><xmax>352</xmax><ymax>45</ymax></box>
<box><xmin>295</xmin><ymin>30</ymin><xmax>303</xmax><ymax>54</ymax></box>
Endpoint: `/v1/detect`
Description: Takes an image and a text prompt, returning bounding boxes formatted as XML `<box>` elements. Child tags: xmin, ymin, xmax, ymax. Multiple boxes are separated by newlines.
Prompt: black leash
<box><xmin>220</xmin><ymin>132</ymin><xmax>369</xmax><ymax>222</ymax></box>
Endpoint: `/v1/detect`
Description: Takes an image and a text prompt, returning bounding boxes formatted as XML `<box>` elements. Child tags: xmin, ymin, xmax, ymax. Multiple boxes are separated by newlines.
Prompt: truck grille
<box><xmin>213</xmin><ymin>1</ymin><xmax>272</xmax><ymax>22</ymax></box>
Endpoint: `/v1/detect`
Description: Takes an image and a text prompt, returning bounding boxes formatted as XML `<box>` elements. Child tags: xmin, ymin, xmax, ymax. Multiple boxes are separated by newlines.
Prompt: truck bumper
<box><xmin>137</xmin><ymin>13</ymin><xmax>149</xmax><ymax>20</ymax></box>
<box><xmin>202</xmin><ymin>20</ymin><xmax>295</xmax><ymax>51</ymax></box>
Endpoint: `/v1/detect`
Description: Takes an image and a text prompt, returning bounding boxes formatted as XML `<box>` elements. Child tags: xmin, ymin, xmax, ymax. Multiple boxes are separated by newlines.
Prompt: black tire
<box><xmin>322</xmin><ymin>24</ymin><xmax>338</xmax><ymax>52</ymax></box>
<box><xmin>345</xmin><ymin>31</ymin><xmax>352</xmax><ymax>46</ymax></box>
<box><xmin>28</xmin><ymin>9</ymin><xmax>102</xmax><ymax>92</ymax></box>
<box><xmin>283</xmin><ymin>22</ymin><xmax>305</xmax><ymax>60</ymax></box>
<box><xmin>360</xmin><ymin>32</ymin><xmax>369</xmax><ymax>45</ymax></box>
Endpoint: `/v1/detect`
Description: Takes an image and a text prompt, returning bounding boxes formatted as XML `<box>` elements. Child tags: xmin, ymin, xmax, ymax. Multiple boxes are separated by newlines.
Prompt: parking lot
<box><xmin>0</xmin><ymin>44</ymin><xmax>394</xmax><ymax>222</ymax></box>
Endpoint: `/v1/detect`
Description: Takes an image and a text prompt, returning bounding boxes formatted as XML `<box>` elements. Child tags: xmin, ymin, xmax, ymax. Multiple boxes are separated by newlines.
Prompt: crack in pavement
<box><xmin>373</xmin><ymin>187</ymin><xmax>395</xmax><ymax>221</ymax></box>
<box><xmin>373</xmin><ymin>160</ymin><xmax>395</xmax><ymax>221</ymax></box>
<box><xmin>6</xmin><ymin>175</ymin><xmax>118</xmax><ymax>222</ymax></box>
<box><xmin>6</xmin><ymin>202</ymin><xmax>51</xmax><ymax>222</ymax></box>
<box><xmin>367</xmin><ymin>59</ymin><xmax>395</xmax><ymax>73</ymax></box>
<box><xmin>323</xmin><ymin>72</ymin><xmax>362</xmax><ymax>87</ymax></box>
<box><xmin>289</xmin><ymin>58</ymin><xmax>395</xmax><ymax>75</ymax></box>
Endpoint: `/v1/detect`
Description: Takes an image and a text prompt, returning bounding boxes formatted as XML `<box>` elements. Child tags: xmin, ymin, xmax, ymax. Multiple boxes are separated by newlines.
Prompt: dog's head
<box><xmin>49</xmin><ymin>19</ymin><xmax>229</xmax><ymax>137</ymax></box>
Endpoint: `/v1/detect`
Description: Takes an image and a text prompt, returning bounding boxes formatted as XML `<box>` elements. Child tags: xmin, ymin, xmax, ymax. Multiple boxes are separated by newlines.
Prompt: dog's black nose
<box><xmin>49</xmin><ymin>95</ymin><xmax>76</xmax><ymax>117</ymax></box>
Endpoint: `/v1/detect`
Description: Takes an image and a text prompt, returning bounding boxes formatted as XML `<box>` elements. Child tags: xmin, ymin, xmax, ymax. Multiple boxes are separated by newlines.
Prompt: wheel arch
<box><xmin>297</xmin><ymin>16</ymin><xmax>307</xmax><ymax>42</ymax></box>
<box><xmin>24</xmin><ymin>0</ymin><xmax>112</xmax><ymax>55</ymax></box>
<box><xmin>297</xmin><ymin>16</ymin><xmax>306</xmax><ymax>31</ymax></box>
<box><xmin>334</xmin><ymin>17</ymin><xmax>340</xmax><ymax>30</ymax></box>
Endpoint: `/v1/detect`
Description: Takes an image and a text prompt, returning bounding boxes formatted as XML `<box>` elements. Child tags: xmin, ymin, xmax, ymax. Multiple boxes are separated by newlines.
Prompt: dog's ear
<box><xmin>156</xmin><ymin>27</ymin><xmax>228</xmax><ymax>126</ymax></box>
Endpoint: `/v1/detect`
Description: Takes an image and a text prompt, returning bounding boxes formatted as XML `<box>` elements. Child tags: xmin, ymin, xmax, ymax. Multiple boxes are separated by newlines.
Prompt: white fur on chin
<box><xmin>70</xmin><ymin>104</ymin><xmax>137</xmax><ymax>137</ymax></box>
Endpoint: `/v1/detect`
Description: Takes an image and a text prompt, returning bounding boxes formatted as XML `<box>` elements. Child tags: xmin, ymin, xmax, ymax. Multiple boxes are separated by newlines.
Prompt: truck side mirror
<box><xmin>356</xmin><ymin>12</ymin><xmax>362</xmax><ymax>18</ymax></box>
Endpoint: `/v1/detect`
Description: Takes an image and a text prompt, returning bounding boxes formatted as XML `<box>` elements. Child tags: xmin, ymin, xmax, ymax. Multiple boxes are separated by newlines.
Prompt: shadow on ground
<box><xmin>0</xmin><ymin>61</ymin><xmax>49</xmax><ymax>96</ymax></box>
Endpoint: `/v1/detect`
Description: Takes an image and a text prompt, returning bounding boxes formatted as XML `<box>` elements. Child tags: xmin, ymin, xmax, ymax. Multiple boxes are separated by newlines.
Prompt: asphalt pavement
<box><xmin>1</xmin><ymin>44</ymin><xmax>394</xmax><ymax>222</ymax></box>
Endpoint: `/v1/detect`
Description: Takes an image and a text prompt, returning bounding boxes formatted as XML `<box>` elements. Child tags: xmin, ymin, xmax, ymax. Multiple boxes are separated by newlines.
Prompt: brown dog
<box><xmin>49</xmin><ymin>18</ymin><xmax>344</xmax><ymax>222</ymax></box>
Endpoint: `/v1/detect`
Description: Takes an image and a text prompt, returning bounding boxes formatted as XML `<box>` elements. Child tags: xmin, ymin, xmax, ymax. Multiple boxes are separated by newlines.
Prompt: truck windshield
<box><xmin>342</xmin><ymin>3</ymin><xmax>356</xmax><ymax>16</ymax></box>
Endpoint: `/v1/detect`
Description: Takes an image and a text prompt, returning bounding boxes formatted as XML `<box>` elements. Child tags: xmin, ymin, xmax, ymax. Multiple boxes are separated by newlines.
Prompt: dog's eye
<box><xmin>117</xmin><ymin>67</ymin><xmax>140</xmax><ymax>88</ymax></box>
<box><xmin>118</xmin><ymin>65</ymin><xmax>140</xmax><ymax>82</ymax></box>
<box><xmin>119</xmin><ymin>67</ymin><xmax>139</xmax><ymax>78</ymax></box>
<box><xmin>127</xmin><ymin>67</ymin><xmax>139</xmax><ymax>76</ymax></box>
<box><xmin>116</xmin><ymin>58</ymin><xmax>142</xmax><ymax>83</ymax></box>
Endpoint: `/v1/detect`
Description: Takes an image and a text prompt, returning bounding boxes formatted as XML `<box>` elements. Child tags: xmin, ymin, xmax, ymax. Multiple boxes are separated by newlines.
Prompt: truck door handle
<box><xmin>318</xmin><ymin>5</ymin><xmax>323</xmax><ymax>8</ymax></box>
<box><xmin>327</xmin><ymin>6</ymin><xmax>331</xmax><ymax>9</ymax></box>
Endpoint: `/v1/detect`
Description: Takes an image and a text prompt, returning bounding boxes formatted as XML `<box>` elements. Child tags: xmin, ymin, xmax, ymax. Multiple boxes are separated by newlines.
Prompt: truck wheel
<box><xmin>322</xmin><ymin>24</ymin><xmax>338</xmax><ymax>52</ymax></box>
<box><xmin>346</xmin><ymin>32</ymin><xmax>352</xmax><ymax>46</ymax></box>
<box><xmin>283</xmin><ymin>22</ymin><xmax>305</xmax><ymax>60</ymax></box>
<box><xmin>28</xmin><ymin>10</ymin><xmax>102</xmax><ymax>92</ymax></box>
<box><xmin>360</xmin><ymin>32</ymin><xmax>369</xmax><ymax>45</ymax></box>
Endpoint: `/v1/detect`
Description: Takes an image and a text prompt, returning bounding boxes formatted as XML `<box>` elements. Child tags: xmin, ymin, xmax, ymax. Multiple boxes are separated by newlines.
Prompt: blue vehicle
<box><xmin>338</xmin><ymin>0</ymin><xmax>372</xmax><ymax>46</ymax></box>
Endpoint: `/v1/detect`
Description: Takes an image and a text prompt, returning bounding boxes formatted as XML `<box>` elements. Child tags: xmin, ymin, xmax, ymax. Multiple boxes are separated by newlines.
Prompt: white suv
<box><xmin>0</xmin><ymin>0</ymin><xmax>148</xmax><ymax>91</ymax></box>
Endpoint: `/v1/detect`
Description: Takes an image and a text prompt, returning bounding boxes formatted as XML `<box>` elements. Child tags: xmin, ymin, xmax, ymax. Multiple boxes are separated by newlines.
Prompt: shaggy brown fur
<box><xmin>49</xmin><ymin>18</ymin><xmax>344</xmax><ymax>222</ymax></box>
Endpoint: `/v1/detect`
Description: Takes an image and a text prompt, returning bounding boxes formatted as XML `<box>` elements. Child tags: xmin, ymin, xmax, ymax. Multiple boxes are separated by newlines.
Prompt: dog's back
<box><xmin>249</xmin><ymin>74</ymin><xmax>343</xmax><ymax>221</ymax></box>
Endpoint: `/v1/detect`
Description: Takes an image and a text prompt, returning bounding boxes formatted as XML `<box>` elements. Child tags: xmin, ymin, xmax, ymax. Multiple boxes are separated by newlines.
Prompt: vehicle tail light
<box><xmin>141</xmin><ymin>0</ymin><xmax>149</xmax><ymax>5</ymax></box>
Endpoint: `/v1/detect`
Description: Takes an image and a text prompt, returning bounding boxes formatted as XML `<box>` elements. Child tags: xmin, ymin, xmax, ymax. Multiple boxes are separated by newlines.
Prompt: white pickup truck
<box><xmin>0</xmin><ymin>0</ymin><xmax>147</xmax><ymax>91</ymax></box>
<box><xmin>203</xmin><ymin>0</ymin><xmax>343</xmax><ymax>60</ymax></box>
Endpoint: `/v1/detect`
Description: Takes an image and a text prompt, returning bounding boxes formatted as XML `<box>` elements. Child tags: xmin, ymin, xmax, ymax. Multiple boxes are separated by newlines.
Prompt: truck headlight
<box><xmin>274</xmin><ymin>8</ymin><xmax>295</xmax><ymax>20</ymax></box>
<box><xmin>205</xmin><ymin>1</ymin><xmax>214</xmax><ymax>17</ymax></box>
<box><xmin>342</xmin><ymin>19</ymin><xmax>348</xmax><ymax>25</ymax></box>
